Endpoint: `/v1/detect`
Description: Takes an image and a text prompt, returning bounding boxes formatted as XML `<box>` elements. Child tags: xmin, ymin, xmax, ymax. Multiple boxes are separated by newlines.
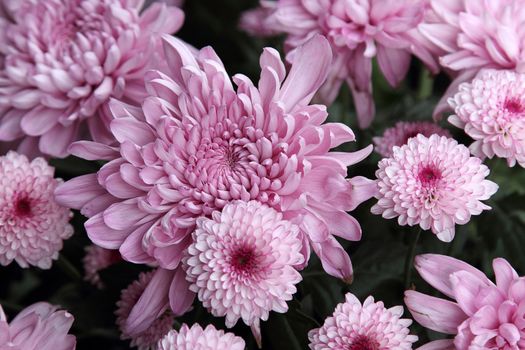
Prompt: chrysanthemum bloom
<box><xmin>371</xmin><ymin>134</ymin><xmax>498</xmax><ymax>242</ymax></box>
<box><xmin>373</xmin><ymin>121</ymin><xmax>451</xmax><ymax>158</ymax></box>
<box><xmin>0</xmin><ymin>151</ymin><xmax>73</xmax><ymax>269</ymax></box>
<box><xmin>308</xmin><ymin>292</ymin><xmax>417</xmax><ymax>350</ymax></box>
<box><xmin>0</xmin><ymin>0</ymin><xmax>184</xmax><ymax>157</ymax></box>
<box><xmin>83</xmin><ymin>245</ymin><xmax>121</xmax><ymax>288</ymax></box>
<box><xmin>183</xmin><ymin>200</ymin><xmax>303</xmax><ymax>343</ymax></box>
<box><xmin>116</xmin><ymin>270</ymin><xmax>177</xmax><ymax>350</ymax></box>
<box><xmin>55</xmin><ymin>35</ymin><xmax>376</xmax><ymax>282</ymax></box>
<box><xmin>0</xmin><ymin>302</ymin><xmax>76</xmax><ymax>350</ymax></box>
<box><xmin>247</xmin><ymin>0</ymin><xmax>438</xmax><ymax>128</ymax></box>
<box><xmin>449</xmin><ymin>69</ymin><xmax>525</xmax><ymax>168</ymax></box>
<box><xmin>158</xmin><ymin>324</ymin><xmax>245</xmax><ymax>350</ymax></box>
<box><xmin>406</xmin><ymin>254</ymin><xmax>525</xmax><ymax>349</ymax></box>
<box><xmin>418</xmin><ymin>0</ymin><xmax>525</xmax><ymax>118</ymax></box>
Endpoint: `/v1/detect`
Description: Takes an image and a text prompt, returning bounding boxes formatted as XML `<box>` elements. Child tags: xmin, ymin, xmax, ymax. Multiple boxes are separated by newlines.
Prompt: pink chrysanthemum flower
<box><xmin>406</xmin><ymin>254</ymin><xmax>525</xmax><ymax>350</ymax></box>
<box><xmin>116</xmin><ymin>270</ymin><xmax>176</xmax><ymax>350</ymax></box>
<box><xmin>308</xmin><ymin>292</ymin><xmax>417</xmax><ymax>350</ymax></box>
<box><xmin>55</xmin><ymin>34</ymin><xmax>376</xmax><ymax>282</ymax></box>
<box><xmin>373</xmin><ymin>121</ymin><xmax>451</xmax><ymax>158</ymax></box>
<box><xmin>0</xmin><ymin>0</ymin><xmax>183</xmax><ymax>157</ymax></box>
<box><xmin>418</xmin><ymin>0</ymin><xmax>525</xmax><ymax>118</ymax></box>
<box><xmin>0</xmin><ymin>151</ymin><xmax>73</xmax><ymax>269</ymax></box>
<box><xmin>83</xmin><ymin>245</ymin><xmax>121</xmax><ymax>288</ymax></box>
<box><xmin>449</xmin><ymin>69</ymin><xmax>525</xmax><ymax>168</ymax></box>
<box><xmin>0</xmin><ymin>302</ymin><xmax>76</xmax><ymax>350</ymax></box>
<box><xmin>248</xmin><ymin>0</ymin><xmax>437</xmax><ymax>128</ymax></box>
<box><xmin>371</xmin><ymin>134</ymin><xmax>498</xmax><ymax>242</ymax></box>
<box><xmin>158</xmin><ymin>324</ymin><xmax>245</xmax><ymax>350</ymax></box>
<box><xmin>183</xmin><ymin>200</ymin><xmax>303</xmax><ymax>344</ymax></box>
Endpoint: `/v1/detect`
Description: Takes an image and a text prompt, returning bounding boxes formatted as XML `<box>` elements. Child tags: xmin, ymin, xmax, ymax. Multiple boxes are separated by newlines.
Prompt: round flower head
<box><xmin>83</xmin><ymin>245</ymin><xmax>121</xmax><ymax>288</ymax></box>
<box><xmin>406</xmin><ymin>254</ymin><xmax>525</xmax><ymax>349</ymax></box>
<box><xmin>183</xmin><ymin>200</ymin><xmax>303</xmax><ymax>344</ymax></box>
<box><xmin>0</xmin><ymin>151</ymin><xmax>73</xmax><ymax>269</ymax></box>
<box><xmin>449</xmin><ymin>69</ymin><xmax>525</xmax><ymax>167</ymax></box>
<box><xmin>0</xmin><ymin>302</ymin><xmax>76</xmax><ymax>350</ymax></box>
<box><xmin>116</xmin><ymin>270</ymin><xmax>175</xmax><ymax>350</ymax></box>
<box><xmin>0</xmin><ymin>0</ymin><xmax>184</xmax><ymax>157</ymax></box>
<box><xmin>55</xmin><ymin>34</ymin><xmax>376</xmax><ymax>282</ymax></box>
<box><xmin>371</xmin><ymin>134</ymin><xmax>498</xmax><ymax>242</ymax></box>
<box><xmin>249</xmin><ymin>0</ymin><xmax>437</xmax><ymax>128</ymax></box>
<box><xmin>308</xmin><ymin>292</ymin><xmax>417</xmax><ymax>350</ymax></box>
<box><xmin>158</xmin><ymin>324</ymin><xmax>245</xmax><ymax>350</ymax></box>
<box><xmin>373</xmin><ymin>121</ymin><xmax>451</xmax><ymax>158</ymax></box>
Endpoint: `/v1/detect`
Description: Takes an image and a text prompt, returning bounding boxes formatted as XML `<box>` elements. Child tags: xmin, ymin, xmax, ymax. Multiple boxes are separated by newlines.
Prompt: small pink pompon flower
<box><xmin>371</xmin><ymin>134</ymin><xmax>498</xmax><ymax>242</ymax></box>
<box><xmin>449</xmin><ymin>69</ymin><xmax>525</xmax><ymax>168</ymax></box>
<box><xmin>0</xmin><ymin>0</ymin><xmax>184</xmax><ymax>157</ymax></box>
<box><xmin>373</xmin><ymin>121</ymin><xmax>451</xmax><ymax>158</ymax></box>
<box><xmin>183</xmin><ymin>200</ymin><xmax>303</xmax><ymax>345</ymax></box>
<box><xmin>246</xmin><ymin>0</ymin><xmax>437</xmax><ymax>128</ymax></box>
<box><xmin>83</xmin><ymin>245</ymin><xmax>121</xmax><ymax>288</ymax></box>
<box><xmin>406</xmin><ymin>254</ymin><xmax>525</xmax><ymax>349</ymax></box>
<box><xmin>0</xmin><ymin>302</ymin><xmax>76</xmax><ymax>350</ymax></box>
<box><xmin>0</xmin><ymin>151</ymin><xmax>73</xmax><ymax>269</ymax></box>
<box><xmin>55</xmin><ymin>34</ymin><xmax>376</xmax><ymax>282</ymax></box>
<box><xmin>418</xmin><ymin>0</ymin><xmax>525</xmax><ymax>118</ymax></box>
<box><xmin>308</xmin><ymin>292</ymin><xmax>417</xmax><ymax>350</ymax></box>
<box><xmin>116</xmin><ymin>270</ymin><xmax>179</xmax><ymax>350</ymax></box>
<box><xmin>158</xmin><ymin>324</ymin><xmax>245</xmax><ymax>350</ymax></box>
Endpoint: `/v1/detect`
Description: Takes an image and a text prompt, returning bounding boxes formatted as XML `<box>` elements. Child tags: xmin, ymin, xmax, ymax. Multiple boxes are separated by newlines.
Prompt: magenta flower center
<box><xmin>418</xmin><ymin>165</ymin><xmax>442</xmax><ymax>187</ymax></box>
<box><xmin>14</xmin><ymin>197</ymin><xmax>32</xmax><ymax>217</ymax></box>
<box><xmin>347</xmin><ymin>335</ymin><xmax>380</xmax><ymax>350</ymax></box>
<box><xmin>230</xmin><ymin>247</ymin><xmax>259</xmax><ymax>275</ymax></box>
<box><xmin>503</xmin><ymin>98</ymin><xmax>524</xmax><ymax>116</ymax></box>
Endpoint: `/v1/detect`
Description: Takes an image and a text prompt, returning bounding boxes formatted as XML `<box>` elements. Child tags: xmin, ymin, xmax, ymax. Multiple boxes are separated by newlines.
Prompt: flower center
<box><xmin>348</xmin><ymin>335</ymin><xmax>380</xmax><ymax>350</ymax></box>
<box><xmin>230</xmin><ymin>247</ymin><xmax>258</xmax><ymax>275</ymax></box>
<box><xmin>418</xmin><ymin>165</ymin><xmax>442</xmax><ymax>187</ymax></box>
<box><xmin>503</xmin><ymin>98</ymin><xmax>524</xmax><ymax>116</ymax></box>
<box><xmin>14</xmin><ymin>197</ymin><xmax>32</xmax><ymax>217</ymax></box>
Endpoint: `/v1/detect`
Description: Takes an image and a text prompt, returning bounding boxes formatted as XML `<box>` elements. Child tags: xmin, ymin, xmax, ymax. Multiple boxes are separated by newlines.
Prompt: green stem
<box><xmin>404</xmin><ymin>228</ymin><xmax>422</xmax><ymax>289</ymax></box>
<box><xmin>56</xmin><ymin>254</ymin><xmax>82</xmax><ymax>281</ymax></box>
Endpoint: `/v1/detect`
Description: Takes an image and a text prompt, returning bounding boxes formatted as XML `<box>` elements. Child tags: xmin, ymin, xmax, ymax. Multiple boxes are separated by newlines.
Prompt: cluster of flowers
<box><xmin>0</xmin><ymin>0</ymin><xmax>524</xmax><ymax>349</ymax></box>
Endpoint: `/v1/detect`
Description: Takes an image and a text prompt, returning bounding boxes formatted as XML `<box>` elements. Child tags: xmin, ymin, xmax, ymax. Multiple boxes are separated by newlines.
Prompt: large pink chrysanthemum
<box><xmin>406</xmin><ymin>254</ymin><xmax>525</xmax><ymax>350</ymax></box>
<box><xmin>373</xmin><ymin>121</ymin><xmax>451</xmax><ymax>158</ymax></box>
<box><xmin>55</xmin><ymin>34</ymin><xmax>376</xmax><ymax>281</ymax></box>
<box><xmin>158</xmin><ymin>324</ymin><xmax>245</xmax><ymax>350</ymax></box>
<box><xmin>420</xmin><ymin>0</ymin><xmax>525</xmax><ymax>74</ymax></box>
<box><xmin>418</xmin><ymin>0</ymin><xmax>525</xmax><ymax>118</ymax></box>
<box><xmin>371</xmin><ymin>134</ymin><xmax>498</xmax><ymax>242</ymax></box>
<box><xmin>116</xmin><ymin>270</ymin><xmax>176</xmax><ymax>350</ymax></box>
<box><xmin>308</xmin><ymin>292</ymin><xmax>417</xmax><ymax>350</ymax></box>
<box><xmin>0</xmin><ymin>0</ymin><xmax>184</xmax><ymax>157</ymax></box>
<box><xmin>83</xmin><ymin>244</ymin><xmax>121</xmax><ymax>288</ymax></box>
<box><xmin>449</xmin><ymin>69</ymin><xmax>525</xmax><ymax>168</ymax></box>
<box><xmin>183</xmin><ymin>200</ymin><xmax>303</xmax><ymax>344</ymax></box>
<box><xmin>0</xmin><ymin>302</ymin><xmax>76</xmax><ymax>350</ymax></box>
<box><xmin>0</xmin><ymin>151</ymin><xmax>73</xmax><ymax>269</ymax></box>
<box><xmin>246</xmin><ymin>0</ymin><xmax>437</xmax><ymax>128</ymax></box>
